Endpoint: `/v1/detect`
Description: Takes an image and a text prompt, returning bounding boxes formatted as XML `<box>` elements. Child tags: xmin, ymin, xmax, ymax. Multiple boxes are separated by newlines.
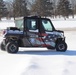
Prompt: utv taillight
<box><xmin>3</xmin><ymin>30</ymin><xmax>6</xmax><ymax>34</ymax></box>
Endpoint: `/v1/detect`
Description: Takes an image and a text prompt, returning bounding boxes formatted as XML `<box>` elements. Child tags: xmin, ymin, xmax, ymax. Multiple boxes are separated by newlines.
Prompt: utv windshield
<box><xmin>42</xmin><ymin>19</ymin><xmax>54</xmax><ymax>31</ymax></box>
<box><xmin>15</xmin><ymin>17</ymin><xmax>23</xmax><ymax>31</ymax></box>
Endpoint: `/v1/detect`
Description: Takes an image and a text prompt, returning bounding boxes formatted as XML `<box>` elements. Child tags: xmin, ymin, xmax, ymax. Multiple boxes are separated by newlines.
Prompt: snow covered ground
<box><xmin>0</xmin><ymin>18</ymin><xmax>76</xmax><ymax>75</ymax></box>
<box><xmin>0</xmin><ymin>18</ymin><xmax>15</xmax><ymax>29</ymax></box>
<box><xmin>51</xmin><ymin>17</ymin><xmax>76</xmax><ymax>30</ymax></box>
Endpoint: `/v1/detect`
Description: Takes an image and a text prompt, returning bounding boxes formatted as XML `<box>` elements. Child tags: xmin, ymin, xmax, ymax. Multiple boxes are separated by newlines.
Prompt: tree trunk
<box><xmin>0</xmin><ymin>16</ymin><xmax>1</xmax><ymax>20</ymax></box>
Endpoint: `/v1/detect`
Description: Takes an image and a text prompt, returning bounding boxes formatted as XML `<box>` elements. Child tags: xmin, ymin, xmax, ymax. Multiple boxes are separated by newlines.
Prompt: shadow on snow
<box><xmin>17</xmin><ymin>49</ymin><xmax>76</xmax><ymax>56</ymax></box>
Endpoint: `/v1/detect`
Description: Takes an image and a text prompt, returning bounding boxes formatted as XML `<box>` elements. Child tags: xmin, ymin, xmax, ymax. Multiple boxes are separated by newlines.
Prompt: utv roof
<box><xmin>15</xmin><ymin>16</ymin><xmax>48</xmax><ymax>20</ymax></box>
<box><xmin>24</xmin><ymin>16</ymin><xmax>47</xmax><ymax>19</ymax></box>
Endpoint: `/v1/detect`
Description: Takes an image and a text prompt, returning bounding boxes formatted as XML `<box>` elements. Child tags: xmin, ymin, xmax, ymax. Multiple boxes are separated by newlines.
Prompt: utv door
<box><xmin>23</xmin><ymin>18</ymin><xmax>42</xmax><ymax>47</ymax></box>
<box><xmin>39</xmin><ymin>19</ymin><xmax>56</xmax><ymax>48</ymax></box>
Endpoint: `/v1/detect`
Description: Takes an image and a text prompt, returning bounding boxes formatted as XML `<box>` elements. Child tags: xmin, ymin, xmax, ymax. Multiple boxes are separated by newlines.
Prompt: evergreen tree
<box><xmin>57</xmin><ymin>0</ymin><xmax>73</xmax><ymax>18</ymax></box>
<box><xmin>0</xmin><ymin>0</ymin><xmax>8</xmax><ymax>20</ymax></box>
<box><xmin>31</xmin><ymin>0</ymin><xmax>53</xmax><ymax>17</ymax></box>
<box><xmin>13</xmin><ymin>0</ymin><xmax>29</xmax><ymax>17</ymax></box>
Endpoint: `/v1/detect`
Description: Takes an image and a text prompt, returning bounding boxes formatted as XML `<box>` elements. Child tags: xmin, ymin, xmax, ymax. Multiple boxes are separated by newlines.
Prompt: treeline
<box><xmin>0</xmin><ymin>0</ymin><xmax>76</xmax><ymax>19</ymax></box>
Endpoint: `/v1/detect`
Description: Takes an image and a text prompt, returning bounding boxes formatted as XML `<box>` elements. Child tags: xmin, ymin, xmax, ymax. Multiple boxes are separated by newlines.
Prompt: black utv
<box><xmin>0</xmin><ymin>16</ymin><xmax>67</xmax><ymax>53</ymax></box>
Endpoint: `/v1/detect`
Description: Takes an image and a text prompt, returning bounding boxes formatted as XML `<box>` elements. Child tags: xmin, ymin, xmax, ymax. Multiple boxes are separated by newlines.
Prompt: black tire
<box><xmin>56</xmin><ymin>41</ymin><xmax>67</xmax><ymax>52</ymax></box>
<box><xmin>0</xmin><ymin>41</ymin><xmax>5</xmax><ymax>51</ymax></box>
<box><xmin>6</xmin><ymin>42</ymin><xmax>18</xmax><ymax>53</ymax></box>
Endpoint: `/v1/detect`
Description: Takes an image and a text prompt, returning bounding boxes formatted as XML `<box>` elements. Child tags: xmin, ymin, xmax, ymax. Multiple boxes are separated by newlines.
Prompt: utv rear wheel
<box><xmin>0</xmin><ymin>41</ymin><xmax>5</xmax><ymax>51</ymax></box>
<box><xmin>56</xmin><ymin>41</ymin><xmax>67</xmax><ymax>52</ymax></box>
<box><xmin>6</xmin><ymin>42</ymin><xmax>18</xmax><ymax>53</ymax></box>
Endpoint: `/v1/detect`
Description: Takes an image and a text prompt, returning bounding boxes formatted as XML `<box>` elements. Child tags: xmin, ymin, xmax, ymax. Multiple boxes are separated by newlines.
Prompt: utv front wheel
<box><xmin>6</xmin><ymin>42</ymin><xmax>18</xmax><ymax>53</ymax></box>
<box><xmin>56</xmin><ymin>42</ymin><xmax>67</xmax><ymax>52</ymax></box>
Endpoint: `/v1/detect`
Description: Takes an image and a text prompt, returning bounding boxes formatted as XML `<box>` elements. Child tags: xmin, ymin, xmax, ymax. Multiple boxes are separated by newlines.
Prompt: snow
<box><xmin>51</xmin><ymin>16</ymin><xmax>76</xmax><ymax>29</ymax></box>
<box><xmin>0</xmin><ymin>18</ymin><xmax>15</xmax><ymax>29</ymax></box>
<box><xmin>0</xmin><ymin>54</ymin><xmax>31</xmax><ymax>75</ymax></box>
<box><xmin>0</xmin><ymin>17</ymin><xmax>76</xmax><ymax>75</ymax></box>
<box><xmin>53</xmin><ymin>21</ymin><xmax>76</xmax><ymax>29</ymax></box>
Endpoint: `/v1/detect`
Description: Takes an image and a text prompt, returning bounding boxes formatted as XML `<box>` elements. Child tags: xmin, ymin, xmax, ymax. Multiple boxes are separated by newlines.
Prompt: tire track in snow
<box><xmin>62</xmin><ymin>57</ymin><xmax>76</xmax><ymax>75</ymax></box>
<box><xmin>21</xmin><ymin>55</ymin><xmax>67</xmax><ymax>75</ymax></box>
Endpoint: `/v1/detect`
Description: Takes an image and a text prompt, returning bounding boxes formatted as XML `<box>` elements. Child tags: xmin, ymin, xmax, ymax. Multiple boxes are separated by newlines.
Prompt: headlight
<box><xmin>59</xmin><ymin>32</ymin><xmax>64</xmax><ymax>38</ymax></box>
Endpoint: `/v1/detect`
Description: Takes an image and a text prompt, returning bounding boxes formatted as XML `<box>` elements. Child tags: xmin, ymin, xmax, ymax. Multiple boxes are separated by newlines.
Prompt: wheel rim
<box><xmin>58</xmin><ymin>44</ymin><xmax>65</xmax><ymax>50</ymax></box>
<box><xmin>9</xmin><ymin>44</ymin><xmax>17</xmax><ymax>52</ymax></box>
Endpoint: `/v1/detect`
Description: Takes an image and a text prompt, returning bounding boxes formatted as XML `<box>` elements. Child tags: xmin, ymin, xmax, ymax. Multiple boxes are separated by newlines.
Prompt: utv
<box><xmin>0</xmin><ymin>16</ymin><xmax>67</xmax><ymax>53</ymax></box>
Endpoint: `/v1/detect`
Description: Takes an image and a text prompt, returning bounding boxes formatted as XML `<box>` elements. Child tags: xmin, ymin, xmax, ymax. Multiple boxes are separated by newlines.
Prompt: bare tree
<box><xmin>5</xmin><ymin>1</ymin><xmax>14</xmax><ymax>19</ymax></box>
<box><xmin>31</xmin><ymin>0</ymin><xmax>54</xmax><ymax>17</ymax></box>
<box><xmin>57</xmin><ymin>0</ymin><xmax>73</xmax><ymax>19</ymax></box>
<box><xmin>71</xmin><ymin>0</ymin><xmax>76</xmax><ymax>17</ymax></box>
<box><xmin>52</xmin><ymin>0</ymin><xmax>58</xmax><ymax>18</ymax></box>
<box><xmin>0</xmin><ymin>0</ymin><xmax>8</xmax><ymax>20</ymax></box>
<box><xmin>13</xmin><ymin>0</ymin><xmax>29</xmax><ymax>18</ymax></box>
